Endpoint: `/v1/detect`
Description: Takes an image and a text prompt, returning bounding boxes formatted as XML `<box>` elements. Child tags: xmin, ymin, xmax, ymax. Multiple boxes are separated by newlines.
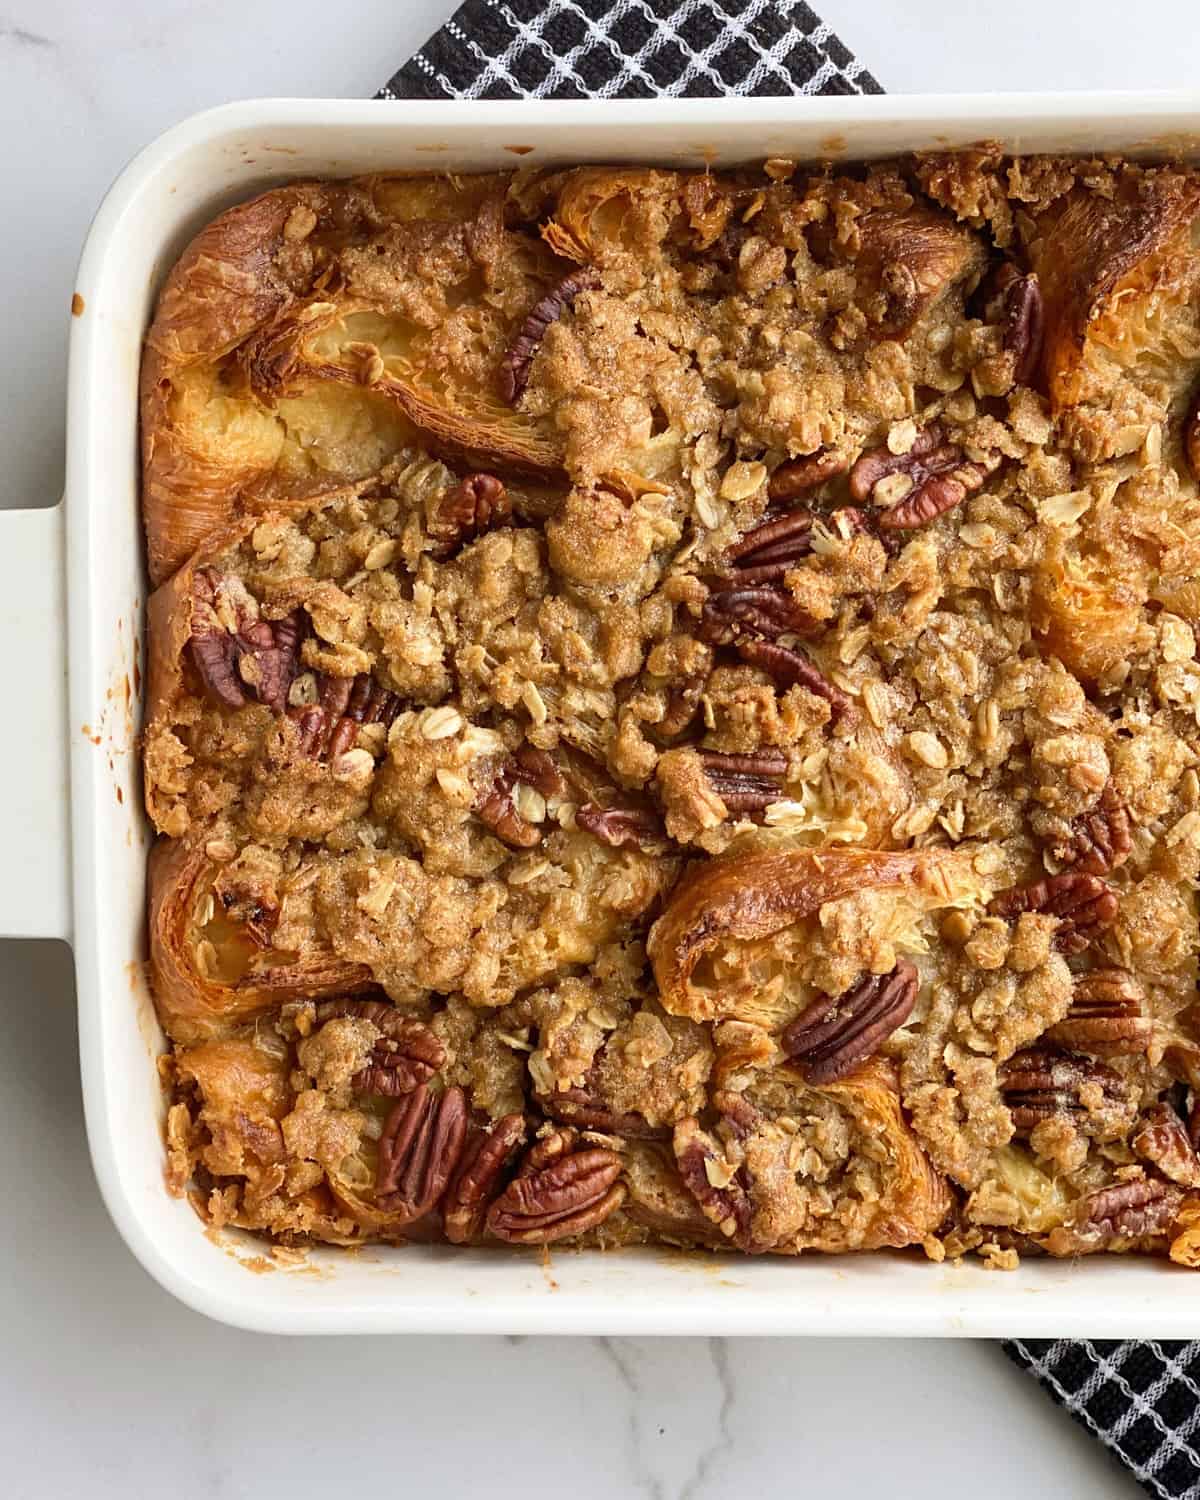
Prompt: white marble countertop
<box><xmin>3</xmin><ymin>1</ymin><xmax>1194</xmax><ymax>1493</ymax></box>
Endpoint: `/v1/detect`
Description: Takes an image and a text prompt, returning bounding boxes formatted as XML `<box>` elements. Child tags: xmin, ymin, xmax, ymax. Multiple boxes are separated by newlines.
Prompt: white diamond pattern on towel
<box><xmin>465</xmin><ymin>0</ymin><xmax>673</xmax><ymax>101</ymax></box>
<box><xmin>379</xmin><ymin>0</ymin><xmax>880</xmax><ymax>102</ymax></box>
<box><xmin>1010</xmin><ymin>1339</ymin><xmax>1200</xmax><ymax>1498</ymax></box>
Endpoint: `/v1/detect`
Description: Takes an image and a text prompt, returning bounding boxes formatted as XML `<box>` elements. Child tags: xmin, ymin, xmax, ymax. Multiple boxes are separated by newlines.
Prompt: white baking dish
<box><xmin>13</xmin><ymin>92</ymin><xmax>1200</xmax><ymax>1335</ymax></box>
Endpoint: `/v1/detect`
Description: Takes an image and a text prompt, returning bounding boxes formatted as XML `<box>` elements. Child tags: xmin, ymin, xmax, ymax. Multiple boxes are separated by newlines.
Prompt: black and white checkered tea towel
<box><xmin>377</xmin><ymin>5</ymin><xmax>1197</xmax><ymax>1495</ymax></box>
<box><xmin>378</xmin><ymin>0</ymin><xmax>880</xmax><ymax>101</ymax></box>
<box><xmin>1008</xmin><ymin>1341</ymin><xmax>1200</xmax><ymax>1497</ymax></box>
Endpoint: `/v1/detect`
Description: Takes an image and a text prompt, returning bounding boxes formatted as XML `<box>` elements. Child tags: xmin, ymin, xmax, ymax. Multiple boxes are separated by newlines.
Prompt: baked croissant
<box><xmin>672</xmin><ymin>1059</ymin><xmax>952</xmax><ymax>1255</ymax></box>
<box><xmin>142</xmin><ymin>173</ymin><xmax>573</xmax><ymax>584</ymax></box>
<box><xmin>540</xmin><ymin>167</ymin><xmax>734</xmax><ymax>262</ymax></box>
<box><xmin>170</xmin><ymin>1035</ymin><xmax>377</xmax><ymax>1244</ymax></box>
<box><xmin>647</xmin><ymin>845</ymin><xmax>989</xmax><ymax>1027</ymax></box>
<box><xmin>1027</xmin><ymin>167</ymin><xmax>1200</xmax><ymax>461</ymax></box>
<box><xmin>148</xmin><ymin>835</ymin><xmax>374</xmax><ymax>1042</ymax></box>
<box><xmin>825</xmin><ymin>202</ymin><xmax>985</xmax><ymax>343</ymax></box>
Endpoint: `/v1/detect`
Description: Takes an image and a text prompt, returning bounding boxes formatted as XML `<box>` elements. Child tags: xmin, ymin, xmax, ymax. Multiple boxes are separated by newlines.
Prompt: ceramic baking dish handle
<box><xmin>0</xmin><ymin>503</ymin><xmax>70</xmax><ymax>941</ymax></box>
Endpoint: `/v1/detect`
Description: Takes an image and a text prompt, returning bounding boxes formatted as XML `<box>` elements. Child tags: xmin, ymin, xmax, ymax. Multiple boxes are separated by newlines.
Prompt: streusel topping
<box><xmin>146</xmin><ymin>152</ymin><xmax>1200</xmax><ymax>1265</ymax></box>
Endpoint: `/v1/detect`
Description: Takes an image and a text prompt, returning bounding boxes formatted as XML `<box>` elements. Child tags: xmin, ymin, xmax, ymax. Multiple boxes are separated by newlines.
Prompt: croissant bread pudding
<box><xmin>140</xmin><ymin>150</ymin><xmax>1200</xmax><ymax>1269</ymax></box>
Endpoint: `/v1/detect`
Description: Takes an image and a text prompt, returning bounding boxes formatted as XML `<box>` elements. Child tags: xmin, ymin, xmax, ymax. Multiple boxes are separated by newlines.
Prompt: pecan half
<box><xmin>290</xmin><ymin>671</ymin><xmax>400</xmax><ymax>761</ymax></box>
<box><xmin>443</xmin><ymin>1113</ymin><xmax>527</xmax><ymax>1245</ymax></box>
<box><xmin>315</xmin><ymin>999</ymin><xmax>446</xmax><ymax>1097</ymax></box>
<box><xmin>189</xmin><ymin>570</ymin><xmax>304</xmax><ymax>713</ymax></box>
<box><xmin>328</xmin><ymin>673</ymin><xmax>402</xmax><ymax>760</ymax></box>
<box><xmin>704</xmin><ymin>510</ymin><xmax>836</xmax><ymax>648</ymax></box>
<box><xmin>1044</xmin><ymin>968</ymin><xmax>1149</xmax><ymax>1056</ymax></box>
<box><xmin>673</xmin><ymin>1104</ymin><xmax>760</xmax><ymax>1251</ymax></box>
<box><xmin>724</xmin><ymin>507</ymin><xmax>815</xmax><ymax>586</ymax></box>
<box><xmin>575</xmin><ymin>802</ymin><xmax>664</xmax><ymax>849</ymax></box>
<box><xmin>289</xmin><ymin>705</ymin><xmax>329</xmax><ymax>757</ymax></box>
<box><xmin>702</xmin><ymin>584</ymin><xmax>820</xmax><ymax>642</ymax></box>
<box><xmin>981</xmin><ymin>261</ymin><xmax>1044</xmax><ymax>386</ymax></box>
<box><xmin>477</xmin><ymin>786</ymin><xmax>541</xmax><ymax>847</ymax></box>
<box><xmin>848</xmin><ymin>424</ymin><xmax>1000</xmax><ymax>531</ymax></box>
<box><xmin>319</xmin><ymin>672</ymin><xmax>354</xmax><ymax>722</ymax></box>
<box><xmin>698</xmin><ymin>748</ymin><xmax>787</xmax><ymax>815</ymax></box>
<box><xmin>541</xmin><ymin>1075</ymin><xmax>668</xmax><ymax>1141</ymax></box>
<box><xmin>476</xmin><ymin>757</ymin><xmax>545</xmax><ymax>848</ymax></box>
<box><xmin>781</xmin><ymin>959</ymin><xmax>919</xmax><ymax>1085</ymax></box>
<box><xmin>429</xmin><ymin>473</ymin><xmax>511</xmax><ymax>557</ymax></box>
<box><xmin>988</xmin><ymin>872</ymin><xmax>1118</xmax><ymax>955</ymax></box>
<box><xmin>1185</xmin><ymin>390</ymin><xmax>1200</xmax><ymax>481</ymax></box>
<box><xmin>189</xmin><ymin>626</ymin><xmax>247</xmax><ymax>709</ymax></box>
<box><xmin>660</xmin><ymin>671</ymin><xmax>709</xmax><ymax>739</ymax></box>
<box><xmin>246</xmin><ymin>611</ymin><xmax>305</xmax><ymax>714</ymax></box>
<box><xmin>512</xmin><ymin>744</ymin><xmax>567</xmax><ymax>799</ymax></box>
<box><xmin>485</xmin><ymin>1133</ymin><xmax>625</xmax><ymax>1244</ymax></box>
<box><xmin>1055</xmin><ymin>780</ymin><xmax>1132</xmax><ymax>876</ymax></box>
<box><xmin>498</xmin><ymin>267</ymin><xmax>601</xmax><ymax>403</ymax></box>
<box><xmin>998</xmin><ymin>1047</ymin><xmax>1125</xmax><ymax>1136</ymax></box>
<box><xmin>735</xmin><ymin>637</ymin><xmax>853</xmax><ymax>723</ymax></box>
<box><xmin>1133</xmin><ymin>1103</ymin><xmax>1200</xmax><ymax>1188</ymax></box>
<box><xmin>375</xmin><ymin>1084</ymin><xmax>468</xmax><ymax>1223</ymax></box>
<box><xmin>767</xmin><ymin>449</ymin><xmax>849</xmax><ymax>503</ymax></box>
<box><xmin>1066</xmin><ymin>1178</ymin><xmax>1183</xmax><ymax>1243</ymax></box>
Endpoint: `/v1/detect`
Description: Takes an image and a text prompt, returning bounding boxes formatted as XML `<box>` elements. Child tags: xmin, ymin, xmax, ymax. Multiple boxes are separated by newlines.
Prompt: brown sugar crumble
<box><xmin>142</xmin><ymin>152</ymin><xmax>1200</xmax><ymax>1267</ymax></box>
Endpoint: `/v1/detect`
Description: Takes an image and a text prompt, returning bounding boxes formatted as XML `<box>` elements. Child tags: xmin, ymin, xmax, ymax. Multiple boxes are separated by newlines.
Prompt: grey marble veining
<box><xmin>1</xmin><ymin>22</ymin><xmax>56</xmax><ymax>48</ymax></box>
<box><xmin>597</xmin><ymin>1338</ymin><xmax>734</xmax><ymax>1498</ymax></box>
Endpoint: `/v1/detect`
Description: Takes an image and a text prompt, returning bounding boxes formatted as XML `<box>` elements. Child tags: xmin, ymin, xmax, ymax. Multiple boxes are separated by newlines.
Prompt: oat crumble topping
<box><xmin>145</xmin><ymin>152</ymin><xmax>1200</xmax><ymax>1265</ymax></box>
